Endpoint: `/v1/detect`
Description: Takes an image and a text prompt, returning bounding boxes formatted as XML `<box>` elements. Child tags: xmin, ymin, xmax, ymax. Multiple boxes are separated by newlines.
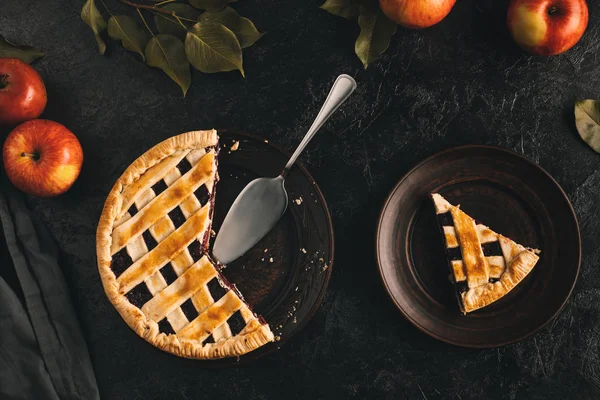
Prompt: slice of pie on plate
<box><xmin>97</xmin><ymin>130</ymin><xmax>274</xmax><ymax>359</ymax></box>
<box><xmin>431</xmin><ymin>193</ymin><xmax>540</xmax><ymax>314</ymax></box>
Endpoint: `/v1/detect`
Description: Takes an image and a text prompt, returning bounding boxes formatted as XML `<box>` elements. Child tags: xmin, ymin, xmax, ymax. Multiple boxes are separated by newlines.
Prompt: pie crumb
<box><xmin>269</xmin><ymin>257</ymin><xmax>273</xmax><ymax>263</ymax></box>
<box><xmin>275</xmin><ymin>336</ymin><xmax>281</xmax><ymax>341</ymax></box>
<box><xmin>264</xmin><ymin>139</ymin><xmax>269</xmax><ymax>143</ymax></box>
<box><xmin>294</xmin><ymin>197</ymin><xmax>303</xmax><ymax>205</ymax></box>
<box><xmin>322</xmin><ymin>264</ymin><xmax>328</xmax><ymax>271</ymax></box>
<box><xmin>300</xmin><ymin>248</ymin><xmax>307</xmax><ymax>254</ymax></box>
<box><xmin>230</xmin><ymin>141</ymin><xmax>239</xmax><ymax>151</ymax></box>
<box><xmin>292</xmin><ymin>316</ymin><xmax>297</xmax><ymax>324</ymax></box>
<box><xmin>264</xmin><ymin>248</ymin><xmax>268</xmax><ymax>253</ymax></box>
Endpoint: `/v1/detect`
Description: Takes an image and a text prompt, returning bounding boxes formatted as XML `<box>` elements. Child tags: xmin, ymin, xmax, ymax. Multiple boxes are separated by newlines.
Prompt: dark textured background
<box><xmin>2</xmin><ymin>0</ymin><xmax>600</xmax><ymax>398</ymax></box>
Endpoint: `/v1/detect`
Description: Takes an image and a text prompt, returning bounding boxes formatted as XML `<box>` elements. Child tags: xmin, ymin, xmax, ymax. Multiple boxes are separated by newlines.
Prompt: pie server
<box><xmin>213</xmin><ymin>74</ymin><xmax>357</xmax><ymax>265</ymax></box>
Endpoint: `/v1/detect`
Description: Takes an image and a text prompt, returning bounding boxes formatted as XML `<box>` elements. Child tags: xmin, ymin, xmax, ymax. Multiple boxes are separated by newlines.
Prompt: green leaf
<box><xmin>320</xmin><ymin>0</ymin><xmax>361</xmax><ymax>20</ymax></box>
<box><xmin>355</xmin><ymin>5</ymin><xmax>396</xmax><ymax>69</ymax></box>
<box><xmin>0</xmin><ymin>36</ymin><xmax>44</xmax><ymax>63</ymax></box>
<box><xmin>107</xmin><ymin>15</ymin><xmax>150</xmax><ymax>60</ymax></box>
<box><xmin>146</xmin><ymin>34</ymin><xmax>191</xmax><ymax>96</ymax></box>
<box><xmin>81</xmin><ymin>0</ymin><xmax>107</xmax><ymax>55</ymax></box>
<box><xmin>198</xmin><ymin>7</ymin><xmax>263</xmax><ymax>49</ymax></box>
<box><xmin>155</xmin><ymin>4</ymin><xmax>201</xmax><ymax>40</ymax></box>
<box><xmin>185</xmin><ymin>22</ymin><xmax>243</xmax><ymax>76</ymax></box>
<box><xmin>575</xmin><ymin>100</ymin><xmax>600</xmax><ymax>153</ymax></box>
<box><xmin>188</xmin><ymin>0</ymin><xmax>237</xmax><ymax>12</ymax></box>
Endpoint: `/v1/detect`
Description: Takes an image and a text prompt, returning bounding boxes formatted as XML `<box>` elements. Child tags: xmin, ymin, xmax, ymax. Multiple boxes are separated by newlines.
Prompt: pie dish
<box><xmin>96</xmin><ymin>129</ymin><xmax>274</xmax><ymax>359</ymax></box>
<box><xmin>432</xmin><ymin>193</ymin><xmax>541</xmax><ymax>313</ymax></box>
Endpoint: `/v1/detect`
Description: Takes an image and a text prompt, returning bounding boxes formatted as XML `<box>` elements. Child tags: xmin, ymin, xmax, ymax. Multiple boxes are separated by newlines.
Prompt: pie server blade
<box><xmin>212</xmin><ymin>74</ymin><xmax>357</xmax><ymax>265</ymax></box>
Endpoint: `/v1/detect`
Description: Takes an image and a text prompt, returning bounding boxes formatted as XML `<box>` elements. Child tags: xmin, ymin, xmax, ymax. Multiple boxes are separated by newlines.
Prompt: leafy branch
<box><xmin>118</xmin><ymin>0</ymin><xmax>199</xmax><ymax>23</ymax></box>
<box><xmin>0</xmin><ymin>35</ymin><xmax>44</xmax><ymax>63</ymax></box>
<box><xmin>321</xmin><ymin>0</ymin><xmax>396</xmax><ymax>69</ymax></box>
<box><xmin>80</xmin><ymin>0</ymin><xmax>264</xmax><ymax>96</ymax></box>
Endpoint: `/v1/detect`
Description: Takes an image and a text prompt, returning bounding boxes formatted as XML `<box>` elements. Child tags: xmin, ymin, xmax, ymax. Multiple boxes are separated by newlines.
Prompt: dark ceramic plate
<box><xmin>204</xmin><ymin>131</ymin><xmax>333</xmax><ymax>365</ymax></box>
<box><xmin>376</xmin><ymin>145</ymin><xmax>580</xmax><ymax>348</ymax></box>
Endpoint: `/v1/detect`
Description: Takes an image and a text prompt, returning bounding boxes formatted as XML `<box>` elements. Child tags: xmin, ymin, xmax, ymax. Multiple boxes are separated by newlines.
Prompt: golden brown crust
<box><xmin>141</xmin><ymin>256</ymin><xmax>217</xmax><ymax>321</ymax></box>
<box><xmin>177</xmin><ymin>291</ymin><xmax>243</xmax><ymax>341</ymax></box>
<box><xmin>116</xmin><ymin>205</ymin><xmax>211</xmax><ymax>294</ymax></box>
<box><xmin>97</xmin><ymin>130</ymin><xmax>274</xmax><ymax>359</ymax></box>
<box><xmin>110</xmin><ymin>152</ymin><xmax>215</xmax><ymax>255</ymax></box>
<box><xmin>461</xmin><ymin>247</ymin><xmax>539</xmax><ymax>313</ymax></box>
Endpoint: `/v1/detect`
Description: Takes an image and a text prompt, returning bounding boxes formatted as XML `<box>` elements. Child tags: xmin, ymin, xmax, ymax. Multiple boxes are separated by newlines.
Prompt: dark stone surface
<box><xmin>2</xmin><ymin>0</ymin><xmax>600</xmax><ymax>398</ymax></box>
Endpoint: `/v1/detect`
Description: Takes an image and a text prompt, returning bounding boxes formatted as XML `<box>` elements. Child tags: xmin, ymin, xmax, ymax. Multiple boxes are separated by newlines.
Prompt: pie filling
<box><xmin>102</xmin><ymin>135</ymin><xmax>273</xmax><ymax>357</ymax></box>
<box><xmin>208</xmin><ymin>260</ymin><xmax>268</xmax><ymax>326</ymax></box>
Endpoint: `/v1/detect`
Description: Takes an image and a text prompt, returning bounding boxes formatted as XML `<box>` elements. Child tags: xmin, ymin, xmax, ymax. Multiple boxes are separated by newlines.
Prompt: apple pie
<box><xmin>432</xmin><ymin>193</ymin><xmax>540</xmax><ymax>313</ymax></box>
<box><xmin>97</xmin><ymin>130</ymin><xmax>274</xmax><ymax>359</ymax></box>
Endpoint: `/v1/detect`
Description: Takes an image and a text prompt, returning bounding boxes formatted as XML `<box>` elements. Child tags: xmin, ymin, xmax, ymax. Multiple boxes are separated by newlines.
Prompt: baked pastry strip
<box><xmin>449</xmin><ymin>207</ymin><xmax>489</xmax><ymax>289</ymax></box>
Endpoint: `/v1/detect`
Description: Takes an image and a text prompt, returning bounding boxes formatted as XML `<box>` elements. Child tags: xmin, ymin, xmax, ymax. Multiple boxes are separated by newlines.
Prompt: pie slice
<box><xmin>431</xmin><ymin>193</ymin><xmax>540</xmax><ymax>313</ymax></box>
<box><xmin>97</xmin><ymin>130</ymin><xmax>274</xmax><ymax>359</ymax></box>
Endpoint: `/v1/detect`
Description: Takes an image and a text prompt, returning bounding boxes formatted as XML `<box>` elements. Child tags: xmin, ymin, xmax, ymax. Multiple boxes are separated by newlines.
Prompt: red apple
<box><xmin>379</xmin><ymin>0</ymin><xmax>457</xmax><ymax>29</ymax></box>
<box><xmin>2</xmin><ymin>119</ymin><xmax>83</xmax><ymax>197</ymax></box>
<box><xmin>0</xmin><ymin>58</ymin><xmax>47</xmax><ymax>127</ymax></box>
<box><xmin>507</xmin><ymin>0</ymin><xmax>588</xmax><ymax>56</ymax></box>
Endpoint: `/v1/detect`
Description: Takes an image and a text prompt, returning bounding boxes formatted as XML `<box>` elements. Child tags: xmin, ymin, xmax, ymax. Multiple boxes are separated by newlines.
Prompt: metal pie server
<box><xmin>212</xmin><ymin>74</ymin><xmax>357</xmax><ymax>264</ymax></box>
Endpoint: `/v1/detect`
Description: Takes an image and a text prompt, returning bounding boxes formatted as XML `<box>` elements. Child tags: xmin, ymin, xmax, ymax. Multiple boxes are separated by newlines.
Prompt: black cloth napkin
<box><xmin>0</xmin><ymin>178</ymin><xmax>100</xmax><ymax>400</ymax></box>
